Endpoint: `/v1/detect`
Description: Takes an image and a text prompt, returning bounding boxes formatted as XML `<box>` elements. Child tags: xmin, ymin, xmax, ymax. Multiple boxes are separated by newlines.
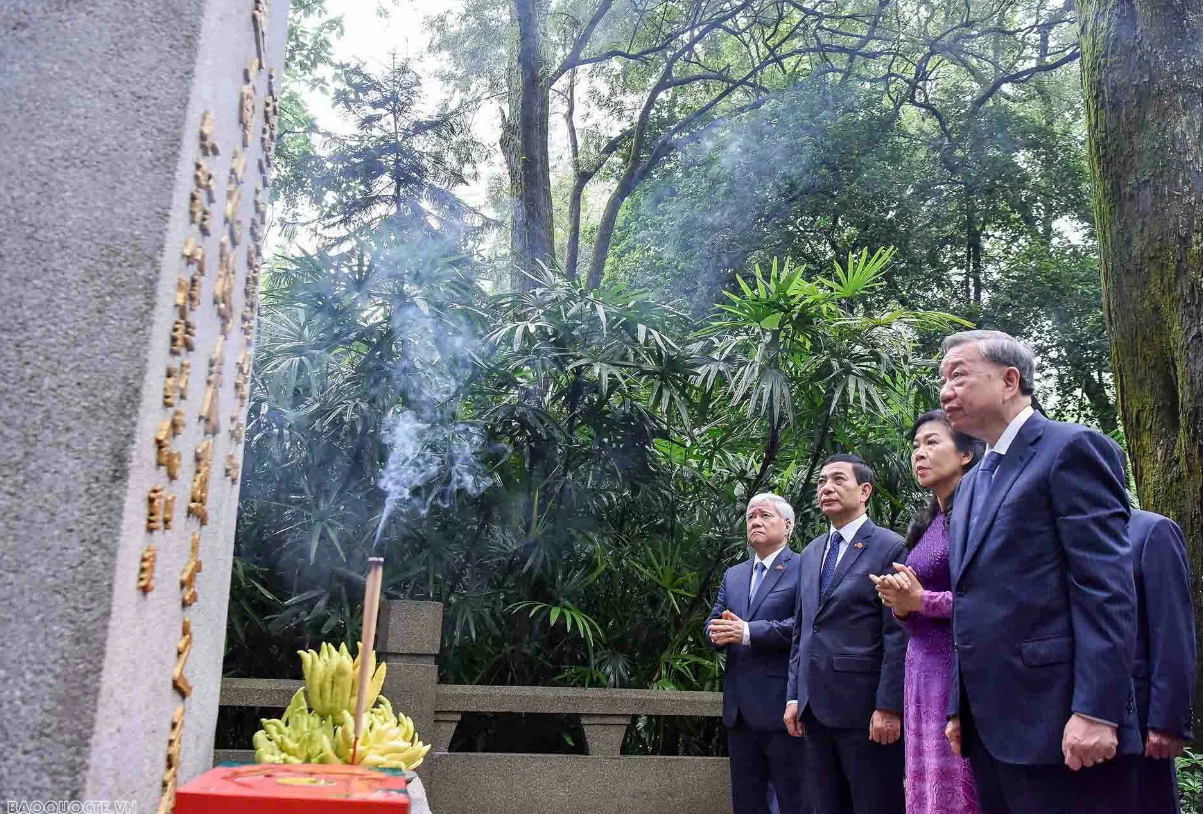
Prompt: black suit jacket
<box><xmin>1129</xmin><ymin>509</ymin><xmax>1196</xmax><ymax>740</ymax></box>
<box><xmin>706</xmin><ymin>546</ymin><xmax>801</xmax><ymax>730</ymax></box>
<box><xmin>948</xmin><ymin>411</ymin><xmax>1141</xmax><ymax>764</ymax></box>
<box><xmin>786</xmin><ymin>516</ymin><xmax>907</xmax><ymax>729</ymax></box>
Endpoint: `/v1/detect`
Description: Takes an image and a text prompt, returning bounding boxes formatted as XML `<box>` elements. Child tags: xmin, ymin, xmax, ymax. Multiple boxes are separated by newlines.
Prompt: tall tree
<box><xmin>432</xmin><ymin>0</ymin><xmax>900</xmax><ymax>288</ymax></box>
<box><xmin>303</xmin><ymin>58</ymin><xmax>489</xmax><ymax>249</ymax></box>
<box><xmin>1077</xmin><ymin>0</ymin><xmax>1203</xmax><ymax>732</ymax></box>
<box><xmin>509</xmin><ymin>0</ymin><xmax>557</xmax><ymax>283</ymax></box>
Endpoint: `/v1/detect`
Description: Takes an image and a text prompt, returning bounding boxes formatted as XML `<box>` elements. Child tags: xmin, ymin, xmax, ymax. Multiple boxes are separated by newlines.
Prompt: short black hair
<box><xmin>821</xmin><ymin>453</ymin><xmax>875</xmax><ymax>487</ymax></box>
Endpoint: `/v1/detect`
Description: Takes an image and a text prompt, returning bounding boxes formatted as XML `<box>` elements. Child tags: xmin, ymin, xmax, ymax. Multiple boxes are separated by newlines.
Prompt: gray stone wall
<box><xmin>0</xmin><ymin>0</ymin><xmax>287</xmax><ymax>806</ymax></box>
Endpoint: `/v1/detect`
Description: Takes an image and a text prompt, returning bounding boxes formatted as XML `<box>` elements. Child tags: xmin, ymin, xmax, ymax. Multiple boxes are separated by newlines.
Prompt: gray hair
<box><xmin>746</xmin><ymin>492</ymin><xmax>795</xmax><ymax>536</ymax></box>
<box><xmin>942</xmin><ymin>330</ymin><xmax>1036</xmax><ymax>395</ymax></box>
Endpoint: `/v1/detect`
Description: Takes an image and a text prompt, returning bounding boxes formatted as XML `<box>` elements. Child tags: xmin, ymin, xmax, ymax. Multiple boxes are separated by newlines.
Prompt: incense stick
<box><xmin>351</xmin><ymin>557</ymin><xmax>384</xmax><ymax>765</ymax></box>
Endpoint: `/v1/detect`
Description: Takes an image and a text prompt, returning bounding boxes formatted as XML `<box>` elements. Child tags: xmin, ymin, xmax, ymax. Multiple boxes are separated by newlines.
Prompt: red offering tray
<box><xmin>175</xmin><ymin>764</ymin><xmax>410</xmax><ymax>814</ymax></box>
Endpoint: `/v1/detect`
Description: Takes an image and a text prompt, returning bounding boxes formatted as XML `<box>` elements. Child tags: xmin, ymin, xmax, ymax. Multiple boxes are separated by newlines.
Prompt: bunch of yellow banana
<box><xmin>255</xmin><ymin>643</ymin><xmax>428</xmax><ymax>771</ymax></box>
<box><xmin>331</xmin><ymin>696</ymin><xmax>432</xmax><ymax>771</ymax></box>
<box><xmin>298</xmin><ymin>641</ymin><xmax>387</xmax><ymax>717</ymax></box>
<box><xmin>252</xmin><ymin>688</ymin><xmax>339</xmax><ymax>764</ymax></box>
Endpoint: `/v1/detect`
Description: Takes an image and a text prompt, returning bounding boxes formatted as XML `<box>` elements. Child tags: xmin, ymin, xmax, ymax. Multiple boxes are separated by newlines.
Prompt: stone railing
<box><xmin>216</xmin><ymin>601</ymin><xmax>731</xmax><ymax>814</ymax></box>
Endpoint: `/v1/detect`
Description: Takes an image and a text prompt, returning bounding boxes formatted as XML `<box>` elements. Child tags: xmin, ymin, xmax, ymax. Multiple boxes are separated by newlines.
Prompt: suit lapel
<box><xmin>732</xmin><ymin>559</ymin><xmax>753</xmax><ymax>618</ymax></box>
<box><xmin>960</xmin><ymin>414</ymin><xmax>1046</xmax><ymax>573</ymax></box>
<box><xmin>819</xmin><ymin>517</ymin><xmax>873</xmax><ymax>607</ymax></box>
<box><xmin>748</xmin><ymin>547</ymin><xmax>792</xmax><ymax>618</ymax></box>
<box><xmin>949</xmin><ymin>474</ymin><xmax>973</xmax><ymax>586</ymax></box>
<box><xmin>804</xmin><ymin>533</ymin><xmax>825</xmax><ymax>610</ymax></box>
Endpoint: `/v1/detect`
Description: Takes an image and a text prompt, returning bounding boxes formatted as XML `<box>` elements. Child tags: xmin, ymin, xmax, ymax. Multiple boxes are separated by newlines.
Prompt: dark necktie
<box><xmin>969</xmin><ymin>451</ymin><xmax>1003</xmax><ymax>537</ymax></box>
<box><xmin>750</xmin><ymin>561</ymin><xmax>767</xmax><ymax>602</ymax></box>
<box><xmin>819</xmin><ymin>531</ymin><xmax>842</xmax><ymax>596</ymax></box>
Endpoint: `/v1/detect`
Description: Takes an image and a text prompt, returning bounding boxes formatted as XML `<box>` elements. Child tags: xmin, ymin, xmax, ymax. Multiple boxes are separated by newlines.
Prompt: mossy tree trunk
<box><xmin>511</xmin><ymin>0</ymin><xmax>556</xmax><ymax>290</ymax></box>
<box><xmin>1077</xmin><ymin>0</ymin><xmax>1203</xmax><ymax>736</ymax></box>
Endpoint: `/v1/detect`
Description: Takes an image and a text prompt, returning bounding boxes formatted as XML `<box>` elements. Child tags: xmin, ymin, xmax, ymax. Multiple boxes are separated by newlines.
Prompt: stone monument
<box><xmin>0</xmin><ymin>0</ymin><xmax>289</xmax><ymax>808</ymax></box>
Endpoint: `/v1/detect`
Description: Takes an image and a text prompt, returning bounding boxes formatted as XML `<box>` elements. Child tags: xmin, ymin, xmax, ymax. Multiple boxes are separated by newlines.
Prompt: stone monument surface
<box><xmin>0</xmin><ymin>0</ymin><xmax>288</xmax><ymax>807</ymax></box>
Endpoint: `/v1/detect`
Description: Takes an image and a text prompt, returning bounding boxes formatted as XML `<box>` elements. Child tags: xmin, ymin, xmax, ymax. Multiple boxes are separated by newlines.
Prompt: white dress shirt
<box><xmin>824</xmin><ymin>511</ymin><xmax>870</xmax><ymax>567</ymax></box>
<box><xmin>987</xmin><ymin>404</ymin><xmax>1035</xmax><ymax>456</ymax></box>
<box><xmin>741</xmin><ymin>542</ymin><xmax>789</xmax><ymax>645</ymax></box>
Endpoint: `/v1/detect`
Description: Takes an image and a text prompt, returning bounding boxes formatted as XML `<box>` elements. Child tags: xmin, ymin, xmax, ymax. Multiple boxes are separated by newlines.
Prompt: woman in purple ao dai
<box><xmin>873</xmin><ymin>410</ymin><xmax>985</xmax><ymax>814</ymax></box>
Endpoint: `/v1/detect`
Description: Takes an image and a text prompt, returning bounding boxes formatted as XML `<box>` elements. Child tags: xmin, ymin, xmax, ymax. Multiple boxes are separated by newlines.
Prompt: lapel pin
<box><xmin>854</xmin><ymin>542</ymin><xmax>864</xmax><ymax>550</ymax></box>
<box><xmin>775</xmin><ymin>563</ymin><xmax>786</xmax><ymax>571</ymax></box>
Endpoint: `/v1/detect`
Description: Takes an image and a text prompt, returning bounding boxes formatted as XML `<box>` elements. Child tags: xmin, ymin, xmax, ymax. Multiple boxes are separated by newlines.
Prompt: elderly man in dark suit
<box><xmin>707</xmin><ymin>492</ymin><xmax>806</xmax><ymax>814</ymax></box>
<box><xmin>783</xmin><ymin>454</ymin><xmax>907</xmax><ymax>814</ymax></box>
<box><xmin>1103</xmin><ymin>439</ymin><xmax>1196</xmax><ymax>813</ymax></box>
<box><xmin>940</xmin><ymin>329</ymin><xmax>1142</xmax><ymax>813</ymax></box>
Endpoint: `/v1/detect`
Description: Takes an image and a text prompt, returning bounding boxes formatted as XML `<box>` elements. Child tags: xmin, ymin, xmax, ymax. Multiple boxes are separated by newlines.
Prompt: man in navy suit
<box><xmin>783</xmin><ymin>454</ymin><xmax>907</xmax><ymax>814</ymax></box>
<box><xmin>1128</xmin><ymin>508</ymin><xmax>1196</xmax><ymax>812</ymax></box>
<box><xmin>1103</xmin><ymin>439</ymin><xmax>1196</xmax><ymax>812</ymax></box>
<box><xmin>940</xmin><ymin>329</ymin><xmax>1141</xmax><ymax>813</ymax></box>
<box><xmin>706</xmin><ymin>492</ymin><xmax>806</xmax><ymax>814</ymax></box>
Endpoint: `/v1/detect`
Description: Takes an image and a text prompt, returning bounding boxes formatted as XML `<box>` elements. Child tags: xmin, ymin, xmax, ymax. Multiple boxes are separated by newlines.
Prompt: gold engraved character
<box><xmin>252</xmin><ymin>0</ymin><xmax>268</xmax><ymax>64</ymax></box>
<box><xmin>154</xmin><ymin>421</ymin><xmax>180</xmax><ymax>480</ymax></box>
<box><xmin>200</xmin><ymin>386</ymin><xmax>215</xmax><ymax>433</ymax></box>
<box><xmin>137</xmin><ymin>545</ymin><xmax>157</xmax><ymax>592</ymax></box>
<box><xmin>187</xmin><ymin>501</ymin><xmax>208</xmax><ymax>527</ymax></box>
<box><xmin>188</xmin><ymin>441</ymin><xmax>213</xmax><ymax>523</ymax></box>
<box><xmin>189</xmin><ymin>273</ymin><xmax>202</xmax><ymax>310</ymax></box>
<box><xmin>183</xmin><ymin>238</ymin><xmax>206</xmax><ymax>276</ymax></box>
<box><xmin>205</xmin><ymin>392</ymin><xmax>220</xmax><ymax>435</ymax></box>
<box><xmin>199</xmin><ymin>111</ymin><xmax>219</xmax><ymax>156</ymax></box>
<box><xmin>155</xmin><ymin>420</ymin><xmax>171</xmax><ymax>462</ymax></box>
<box><xmin>172</xmin><ymin>619</ymin><xmax>193</xmax><ymax>698</ymax></box>
<box><xmin>169</xmin><ymin>320</ymin><xmax>196</xmax><ymax>355</ymax></box>
<box><xmin>189</xmin><ymin>190</ymin><xmax>210</xmax><ymax>229</ymax></box>
<box><xmin>239</xmin><ymin>81</ymin><xmax>255</xmax><ymax>149</ymax></box>
<box><xmin>174</xmin><ymin>277</ymin><xmax>188</xmax><ymax>319</ymax></box>
<box><xmin>157</xmin><ymin>703</ymin><xmax>185</xmax><ymax>814</ymax></box>
<box><xmin>146</xmin><ymin>486</ymin><xmax>165</xmax><ymax>531</ymax></box>
<box><xmin>163</xmin><ymin>366</ymin><xmax>177</xmax><ymax>408</ymax></box>
<box><xmin>193</xmin><ymin>161</ymin><xmax>215</xmax><ymax>202</ymax></box>
<box><xmin>254</xmin><ymin>186</ymin><xmax>266</xmax><ymax>222</ymax></box>
<box><xmin>228</xmin><ymin>147</ymin><xmax>247</xmax><ymax>186</ymax></box>
<box><xmin>224</xmin><ymin>184</ymin><xmax>241</xmax><ymax>224</ymax></box>
<box><xmin>180</xmin><ymin>532</ymin><xmax>202</xmax><ymax>607</ymax></box>
<box><xmin>242</xmin><ymin>305</ymin><xmax>256</xmax><ymax>341</ymax></box>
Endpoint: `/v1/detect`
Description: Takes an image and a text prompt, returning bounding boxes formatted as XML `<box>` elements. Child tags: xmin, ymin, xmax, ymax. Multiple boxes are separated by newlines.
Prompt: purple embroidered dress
<box><xmin>896</xmin><ymin>510</ymin><xmax>981</xmax><ymax>814</ymax></box>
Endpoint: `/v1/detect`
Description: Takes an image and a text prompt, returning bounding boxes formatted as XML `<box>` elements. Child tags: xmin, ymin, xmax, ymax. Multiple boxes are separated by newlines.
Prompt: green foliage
<box><xmin>229</xmin><ymin>235</ymin><xmax>950</xmax><ymax>701</ymax></box>
<box><xmin>1178</xmin><ymin>747</ymin><xmax>1202</xmax><ymax>812</ymax></box>
<box><xmin>603</xmin><ymin>48</ymin><xmax>1116</xmax><ymax>430</ymax></box>
<box><xmin>285</xmin><ymin>0</ymin><xmax>345</xmax><ymax>93</ymax></box>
